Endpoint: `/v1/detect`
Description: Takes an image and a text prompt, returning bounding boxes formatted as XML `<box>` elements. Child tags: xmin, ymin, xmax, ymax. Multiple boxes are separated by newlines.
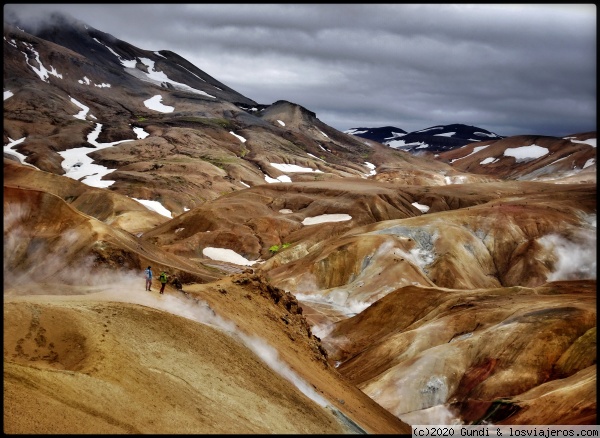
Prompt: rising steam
<box><xmin>539</xmin><ymin>228</ymin><xmax>596</xmax><ymax>281</ymax></box>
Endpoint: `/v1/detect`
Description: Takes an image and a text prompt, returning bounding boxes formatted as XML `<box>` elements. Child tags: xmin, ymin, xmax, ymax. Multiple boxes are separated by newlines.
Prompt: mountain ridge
<box><xmin>347</xmin><ymin>123</ymin><xmax>503</xmax><ymax>154</ymax></box>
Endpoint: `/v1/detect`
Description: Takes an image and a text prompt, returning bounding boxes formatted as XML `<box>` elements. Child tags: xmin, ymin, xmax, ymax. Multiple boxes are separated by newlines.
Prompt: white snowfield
<box><xmin>202</xmin><ymin>247</ymin><xmax>256</xmax><ymax>266</ymax></box>
<box><xmin>302</xmin><ymin>214</ymin><xmax>352</xmax><ymax>226</ymax></box>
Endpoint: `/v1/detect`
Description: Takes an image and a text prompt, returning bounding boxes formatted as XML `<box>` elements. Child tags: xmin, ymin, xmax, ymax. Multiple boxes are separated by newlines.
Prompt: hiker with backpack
<box><xmin>159</xmin><ymin>271</ymin><xmax>169</xmax><ymax>294</ymax></box>
<box><xmin>145</xmin><ymin>266</ymin><xmax>153</xmax><ymax>291</ymax></box>
<box><xmin>171</xmin><ymin>276</ymin><xmax>183</xmax><ymax>291</ymax></box>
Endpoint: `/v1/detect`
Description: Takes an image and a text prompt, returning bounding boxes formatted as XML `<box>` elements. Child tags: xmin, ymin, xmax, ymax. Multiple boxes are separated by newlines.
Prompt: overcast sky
<box><xmin>4</xmin><ymin>3</ymin><xmax>597</xmax><ymax>137</ymax></box>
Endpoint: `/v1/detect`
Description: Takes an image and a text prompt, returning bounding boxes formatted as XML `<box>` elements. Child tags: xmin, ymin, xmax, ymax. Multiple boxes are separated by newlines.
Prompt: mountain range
<box><xmin>345</xmin><ymin>124</ymin><xmax>504</xmax><ymax>154</ymax></box>
<box><xmin>3</xmin><ymin>12</ymin><xmax>597</xmax><ymax>433</ymax></box>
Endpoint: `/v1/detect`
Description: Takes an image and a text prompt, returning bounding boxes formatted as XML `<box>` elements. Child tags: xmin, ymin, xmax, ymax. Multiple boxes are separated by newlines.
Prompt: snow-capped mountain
<box><xmin>345</xmin><ymin>126</ymin><xmax>408</xmax><ymax>144</ymax></box>
<box><xmin>347</xmin><ymin>123</ymin><xmax>503</xmax><ymax>154</ymax></box>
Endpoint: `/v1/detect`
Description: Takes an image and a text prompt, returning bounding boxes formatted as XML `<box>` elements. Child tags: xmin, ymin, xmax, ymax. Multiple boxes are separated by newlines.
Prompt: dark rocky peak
<box><xmin>345</xmin><ymin>126</ymin><xmax>407</xmax><ymax>144</ymax></box>
<box><xmin>3</xmin><ymin>12</ymin><xmax>258</xmax><ymax>106</ymax></box>
<box><xmin>411</xmin><ymin>123</ymin><xmax>502</xmax><ymax>141</ymax></box>
<box><xmin>347</xmin><ymin>123</ymin><xmax>504</xmax><ymax>155</ymax></box>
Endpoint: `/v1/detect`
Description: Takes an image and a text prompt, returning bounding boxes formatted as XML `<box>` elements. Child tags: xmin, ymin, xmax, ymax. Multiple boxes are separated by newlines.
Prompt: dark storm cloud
<box><xmin>4</xmin><ymin>4</ymin><xmax>596</xmax><ymax>137</ymax></box>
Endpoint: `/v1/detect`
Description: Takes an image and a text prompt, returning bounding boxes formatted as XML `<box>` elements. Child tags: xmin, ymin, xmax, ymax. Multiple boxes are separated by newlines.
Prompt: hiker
<box><xmin>171</xmin><ymin>276</ymin><xmax>183</xmax><ymax>291</ymax></box>
<box><xmin>159</xmin><ymin>271</ymin><xmax>169</xmax><ymax>294</ymax></box>
<box><xmin>145</xmin><ymin>266</ymin><xmax>153</xmax><ymax>291</ymax></box>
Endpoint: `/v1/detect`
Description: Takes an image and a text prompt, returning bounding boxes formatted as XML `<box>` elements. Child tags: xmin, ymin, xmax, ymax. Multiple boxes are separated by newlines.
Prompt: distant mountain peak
<box><xmin>347</xmin><ymin>123</ymin><xmax>503</xmax><ymax>154</ymax></box>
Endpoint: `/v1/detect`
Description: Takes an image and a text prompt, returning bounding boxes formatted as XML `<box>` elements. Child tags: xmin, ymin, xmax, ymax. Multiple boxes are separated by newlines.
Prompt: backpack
<box><xmin>159</xmin><ymin>272</ymin><xmax>167</xmax><ymax>283</ymax></box>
